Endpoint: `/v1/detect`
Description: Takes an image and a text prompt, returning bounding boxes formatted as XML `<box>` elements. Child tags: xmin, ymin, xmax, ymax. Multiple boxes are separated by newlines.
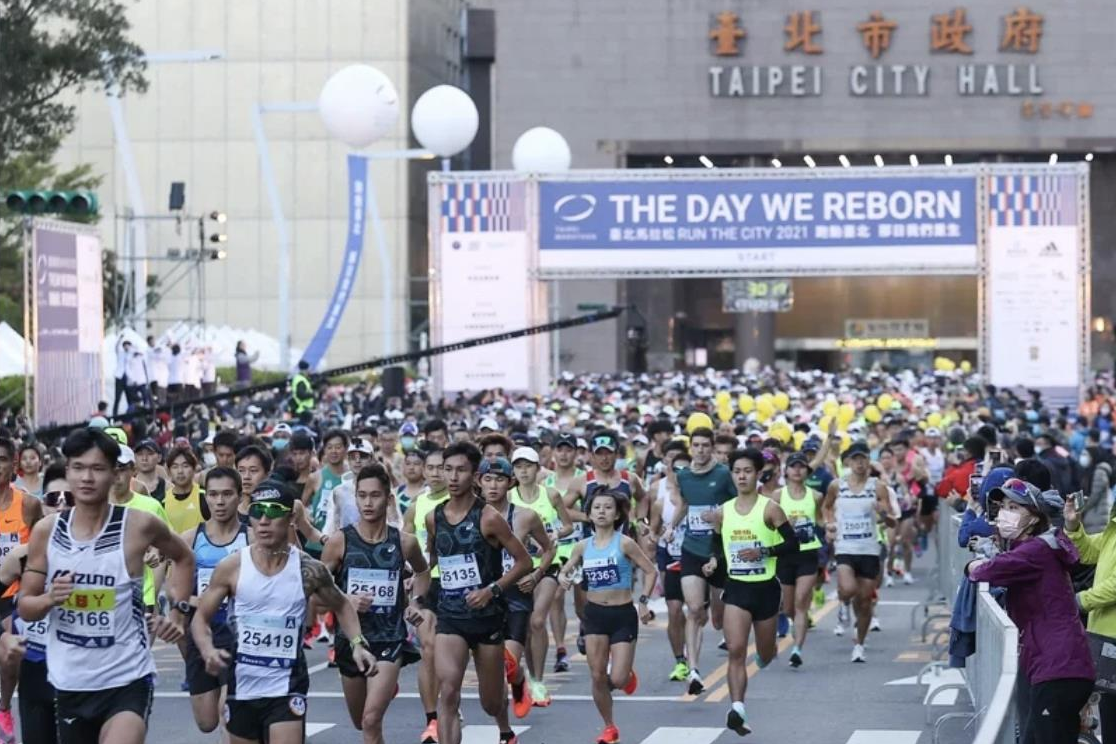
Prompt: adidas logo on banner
<box><xmin>1039</xmin><ymin>241</ymin><xmax>1060</xmax><ymax>257</ymax></box>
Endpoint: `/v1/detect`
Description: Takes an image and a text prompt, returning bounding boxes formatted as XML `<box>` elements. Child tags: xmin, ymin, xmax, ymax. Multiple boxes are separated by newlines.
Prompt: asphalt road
<box><xmin>21</xmin><ymin>568</ymin><xmax>953</xmax><ymax>744</ymax></box>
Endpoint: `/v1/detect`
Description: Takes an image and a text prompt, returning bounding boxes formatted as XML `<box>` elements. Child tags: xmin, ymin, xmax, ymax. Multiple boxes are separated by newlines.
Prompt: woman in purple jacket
<box><xmin>966</xmin><ymin>477</ymin><xmax>1095</xmax><ymax>744</ymax></box>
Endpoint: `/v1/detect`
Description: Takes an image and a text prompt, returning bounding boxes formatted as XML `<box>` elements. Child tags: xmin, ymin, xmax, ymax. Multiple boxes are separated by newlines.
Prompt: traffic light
<box><xmin>2</xmin><ymin>190</ymin><xmax>98</xmax><ymax>215</ymax></box>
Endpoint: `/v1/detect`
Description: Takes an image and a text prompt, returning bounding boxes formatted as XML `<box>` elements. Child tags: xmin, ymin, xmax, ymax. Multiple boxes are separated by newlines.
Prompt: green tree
<box><xmin>0</xmin><ymin>0</ymin><xmax>147</xmax><ymax>168</ymax></box>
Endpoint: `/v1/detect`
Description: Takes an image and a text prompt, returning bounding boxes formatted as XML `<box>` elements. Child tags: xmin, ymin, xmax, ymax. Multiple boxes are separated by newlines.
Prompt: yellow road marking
<box><xmin>705</xmin><ymin>599</ymin><xmax>839</xmax><ymax>703</ymax></box>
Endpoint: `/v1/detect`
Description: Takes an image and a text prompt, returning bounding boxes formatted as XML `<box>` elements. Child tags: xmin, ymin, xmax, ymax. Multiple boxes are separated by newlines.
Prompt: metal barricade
<box><xmin>970</xmin><ymin>585</ymin><xmax>1019</xmax><ymax>744</ymax></box>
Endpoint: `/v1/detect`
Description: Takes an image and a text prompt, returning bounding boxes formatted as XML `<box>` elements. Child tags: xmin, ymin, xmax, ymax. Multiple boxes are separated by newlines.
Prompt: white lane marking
<box><xmin>308</xmin><ymin>661</ymin><xmax>331</xmax><ymax>675</ymax></box>
<box><xmin>151</xmin><ymin>691</ymin><xmax>683</xmax><ymax>701</ymax></box>
<box><xmin>845</xmin><ymin>730</ymin><xmax>921</xmax><ymax>744</ymax></box>
<box><xmin>462</xmin><ymin>725</ymin><xmax>528</xmax><ymax>744</ymax></box>
<box><xmin>876</xmin><ymin>600</ymin><xmax>920</xmax><ymax>607</ymax></box>
<box><xmin>638</xmin><ymin>727</ymin><xmax>724</xmax><ymax>744</ymax></box>
<box><xmin>306</xmin><ymin>723</ymin><xmax>336</xmax><ymax>738</ymax></box>
<box><xmin>886</xmin><ymin>668</ymin><xmax>964</xmax><ymax>705</ymax></box>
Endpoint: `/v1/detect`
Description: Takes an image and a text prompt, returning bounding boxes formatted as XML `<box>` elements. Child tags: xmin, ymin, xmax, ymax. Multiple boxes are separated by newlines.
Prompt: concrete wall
<box><xmin>55</xmin><ymin>0</ymin><xmax>463</xmax><ymax>365</ymax></box>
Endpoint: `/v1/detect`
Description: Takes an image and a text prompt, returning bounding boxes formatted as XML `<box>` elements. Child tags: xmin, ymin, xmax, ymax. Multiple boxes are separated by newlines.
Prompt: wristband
<box><xmin>350</xmin><ymin>634</ymin><xmax>368</xmax><ymax>651</ymax></box>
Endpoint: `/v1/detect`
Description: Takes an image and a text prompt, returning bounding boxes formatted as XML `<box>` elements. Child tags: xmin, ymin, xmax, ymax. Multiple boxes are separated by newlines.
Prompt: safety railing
<box><xmin>969</xmin><ymin>585</ymin><xmax>1019</xmax><ymax>744</ymax></box>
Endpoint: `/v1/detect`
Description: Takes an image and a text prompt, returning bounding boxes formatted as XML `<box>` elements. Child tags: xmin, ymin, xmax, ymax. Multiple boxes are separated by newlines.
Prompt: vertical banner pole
<box><xmin>22</xmin><ymin>218</ymin><xmax>32</xmax><ymax>424</ymax></box>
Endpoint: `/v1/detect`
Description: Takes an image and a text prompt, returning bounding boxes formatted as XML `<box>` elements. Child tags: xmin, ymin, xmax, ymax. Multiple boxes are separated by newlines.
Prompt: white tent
<box><xmin>0</xmin><ymin>322</ymin><xmax>30</xmax><ymax>377</ymax></box>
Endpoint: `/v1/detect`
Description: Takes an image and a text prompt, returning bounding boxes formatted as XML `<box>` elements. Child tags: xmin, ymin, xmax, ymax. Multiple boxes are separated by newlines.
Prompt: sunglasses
<box><xmin>247</xmin><ymin>501</ymin><xmax>292</xmax><ymax>520</ymax></box>
<box><xmin>43</xmin><ymin>490</ymin><xmax>74</xmax><ymax>508</ymax></box>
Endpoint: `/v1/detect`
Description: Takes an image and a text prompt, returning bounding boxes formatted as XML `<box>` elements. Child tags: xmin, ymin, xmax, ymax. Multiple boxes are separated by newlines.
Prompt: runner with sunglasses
<box><xmin>179</xmin><ymin>466</ymin><xmax>251</xmax><ymax>734</ymax></box>
<box><xmin>0</xmin><ymin>463</ymin><xmax>70</xmax><ymax>744</ymax></box>
<box><xmin>320</xmin><ymin>463</ymin><xmax>428</xmax><ymax>744</ymax></box>
<box><xmin>18</xmin><ymin>428</ymin><xmax>195</xmax><ymax>744</ymax></box>
<box><xmin>191</xmin><ymin>476</ymin><xmax>376</xmax><ymax>744</ymax></box>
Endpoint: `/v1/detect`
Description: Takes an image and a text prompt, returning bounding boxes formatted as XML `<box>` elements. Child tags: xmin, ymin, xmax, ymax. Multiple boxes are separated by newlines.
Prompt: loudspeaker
<box><xmin>381</xmin><ymin>366</ymin><xmax>405</xmax><ymax>399</ymax></box>
<box><xmin>168</xmin><ymin>182</ymin><xmax>186</xmax><ymax>211</ymax></box>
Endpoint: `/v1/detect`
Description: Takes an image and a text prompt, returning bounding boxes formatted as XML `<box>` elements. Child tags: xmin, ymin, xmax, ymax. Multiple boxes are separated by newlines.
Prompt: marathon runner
<box><xmin>822</xmin><ymin>442</ymin><xmax>896</xmax><ymax>662</ymax></box>
<box><xmin>477</xmin><ymin>456</ymin><xmax>553</xmax><ymax>730</ymax></box>
<box><xmin>772</xmin><ymin>451</ymin><xmax>822</xmax><ymax>667</ymax></box>
<box><xmin>396</xmin><ymin>448</ymin><xmax>428</xmax><ymax>516</ymax></box>
<box><xmin>321</xmin><ymin>463</ymin><xmax>428</xmax><ymax>744</ymax></box>
<box><xmin>0</xmin><ymin>462</ymin><xmax>70</xmax><ymax>744</ymax></box>
<box><xmin>666</xmin><ymin>426</ymin><xmax>734</xmax><ymax>694</ymax></box>
<box><xmin>191</xmin><ymin>476</ymin><xmax>377</xmax><ymax>744</ymax></box>
<box><xmin>164</xmin><ymin>446</ymin><xmax>207</xmax><ymax>535</ymax></box>
<box><xmin>133</xmin><ymin>439</ymin><xmax>169</xmax><ymax>504</ymax></box>
<box><xmin>545</xmin><ymin>432</ymin><xmax>585</xmax><ymax>674</ymax></box>
<box><xmin>179</xmin><ymin>465</ymin><xmax>250</xmax><ymax>734</ymax></box>
<box><xmin>648</xmin><ymin>440</ymin><xmax>690</xmax><ymax>681</ymax></box>
<box><xmin>402</xmin><ymin>444</ymin><xmax>448</xmax><ymax>744</ymax></box>
<box><xmin>558</xmin><ymin>487</ymin><xmax>656</xmax><ymax>744</ymax></box>
<box><xmin>424</xmin><ymin>442</ymin><xmax>532</xmax><ymax>744</ymax></box>
<box><xmin>508</xmin><ymin>445</ymin><xmax>571</xmax><ymax>706</ymax></box>
<box><xmin>701</xmin><ymin>448</ymin><xmax>799</xmax><ymax>736</ymax></box>
<box><xmin>19</xmin><ymin>428</ymin><xmax>195</xmax><ymax>744</ymax></box>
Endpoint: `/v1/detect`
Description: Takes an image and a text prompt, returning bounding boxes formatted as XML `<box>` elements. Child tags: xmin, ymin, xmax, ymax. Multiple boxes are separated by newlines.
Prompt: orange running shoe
<box><xmin>512</xmin><ymin>676</ymin><xmax>533</xmax><ymax>719</ymax></box>
<box><xmin>504</xmin><ymin>647</ymin><xmax>519</xmax><ymax>685</ymax></box>
<box><xmin>596</xmin><ymin>724</ymin><xmax>621</xmax><ymax>744</ymax></box>
<box><xmin>622</xmin><ymin>669</ymin><xmax>639</xmax><ymax>696</ymax></box>
<box><xmin>420</xmin><ymin>719</ymin><xmax>439</xmax><ymax>744</ymax></box>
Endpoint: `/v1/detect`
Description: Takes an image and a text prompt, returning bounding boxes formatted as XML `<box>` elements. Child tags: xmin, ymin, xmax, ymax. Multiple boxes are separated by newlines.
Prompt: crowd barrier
<box><xmin>914</xmin><ymin>510</ymin><xmax>1019</xmax><ymax>744</ymax></box>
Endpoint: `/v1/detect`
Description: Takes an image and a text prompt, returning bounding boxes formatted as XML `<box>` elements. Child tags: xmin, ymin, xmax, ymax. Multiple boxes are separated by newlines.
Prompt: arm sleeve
<box><xmin>967</xmin><ymin>542</ymin><xmax>1047</xmax><ymax>587</ymax></box>
<box><xmin>766</xmin><ymin>521</ymin><xmax>800</xmax><ymax>558</ymax></box>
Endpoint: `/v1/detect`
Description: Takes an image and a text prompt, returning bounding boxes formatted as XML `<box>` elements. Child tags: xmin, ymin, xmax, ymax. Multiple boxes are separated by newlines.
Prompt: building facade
<box><xmin>55</xmin><ymin>0</ymin><xmax>467</xmax><ymax>366</ymax></box>
<box><xmin>479</xmin><ymin>0</ymin><xmax>1116</xmax><ymax>373</ymax></box>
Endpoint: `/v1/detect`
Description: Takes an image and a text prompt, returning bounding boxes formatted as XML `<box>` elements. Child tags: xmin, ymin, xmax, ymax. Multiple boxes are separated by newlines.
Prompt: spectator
<box><xmin>146</xmin><ymin>335</ymin><xmax>169</xmax><ymax>405</ymax></box>
<box><xmin>167</xmin><ymin>344</ymin><xmax>184</xmax><ymax>402</ymax></box>
<box><xmin>958</xmin><ymin>465</ymin><xmax>1014</xmax><ymax>547</ymax></box>
<box><xmin>201</xmin><ymin>346</ymin><xmax>217</xmax><ymax>396</ymax></box>
<box><xmin>1064</xmin><ymin>490</ymin><xmax>1116</xmax><ymax>739</ymax></box>
<box><xmin>1036</xmin><ymin>431</ymin><xmax>1080</xmax><ymax>496</ymax></box>
<box><xmin>936</xmin><ymin>436</ymin><xmax>986</xmax><ymax>505</ymax></box>
<box><xmin>967</xmin><ymin>478</ymin><xmax>1095</xmax><ymax>744</ymax></box>
<box><xmin>1079</xmin><ymin>445</ymin><xmax>1115</xmax><ymax>534</ymax></box>
<box><xmin>125</xmin><ymin>345</ymin><xmax>151</xmax><ymax>409</ymax></box>
<box><xmin>235</xmin><ymin>340</ymin><xmax>259</xmax><ymax>389</ymax></box>
<box><xmin>113</xmin><ymin>337</ymin><xmax>131</xmax><ymax>415</ymax></box>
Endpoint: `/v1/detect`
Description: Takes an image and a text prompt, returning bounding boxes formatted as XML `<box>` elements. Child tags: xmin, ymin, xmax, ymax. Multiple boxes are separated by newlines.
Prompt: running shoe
<box><xmin>622</xmin><ymin>669</ymin><xmax>639</xmax><ymax>695</ymax></box>
<box><xmin>688</xmin><ymin>668</ymin><xmax>705</xmax><ymax>695</ymax></box>
<box><xmin>903</xmin><ymin>571</ymin><xmax>915</xmax><ymax>585</ymax></box>
<box><xmin>718</xmin><ymin>637</ymin><xmax>728</xmax><ymax>650</ymax></box>
<box><xmin>752</xmin><ymin>652</ymin><xmax>770</xmax><ymax>670</ymax></box>
<box><xmin>806</xmin><ymin>613</ymin><xmax>815</xmax><ymax>629</ymax></box>
<box><xmin>833</xmin><ymin>622</ymin><xmax>845</xmax><ymax>637</ymax></box>
<box><xmin>420</xmin><ymin>720</ymin><xmax>439</xmax><ymax>744</ymax></box>
<box><xmin>812</xmin><ymin>587</ymin><xmax>826</xmax><ymax>608</ymax></box>
<box><xmin>500</xmin><ymin>733</ymin><xmax>518</xmax><ymax>744</ymax></box>
<box><xmin>851</xmin><ymin>644</ymin><xmax>866</xmax><ymax>663</ymax></box>
<box><xmin>726</xmin><ymin>707</ymin><xmax>752</xmax><ymax>737</ymax></box>
<box><xmin>669</xmin><ymin>660</ymin><xmax>689</xmax><ymax>681</ymax></box>
<box><xmin>577</xmin><ymin>629</ymin><xmax>587</xmax><ymax>656</ymax></box>
<box><xmin>327</xmin><ymin>646</ymin><xmax>337</xmax><ymax>667</ymax></box>
<box><xmin>303</xmin><ymin>620</ymin><xmax>320</xmax><ymax>649</ymax></box>
<box><xmin>530</xmin><ymin>679</ymin><xmax>551</xmax><ymax>707</ymax></box>
<box><xmin>776</xmin><ymin>613</ymin><xmax>790</xmax><ymax>638</ymax></box>
<box><xmin>512</xmin><ymin>676</ymin><xmax>533</xmax><ymax>719</ymax></box>
<box><xmin>596</xmin><ymin>724</ymin><xmax>621</xmax><ymax>744</ymax></box>
<box><xmin>789</xmin><ymin>646</ymin><xmax>803</xmax><ymax>668</ymax></box>
<box><xmin>870</xmin><ymin>615</ymin><xmax>882</xmax><ymax>632</ymax></box>
<box><xmin>884</xmin><ymin>572</ymin><xmax>895</xmax><ymax>588</ymax></box>
<box><xmin>504</xmin><ymin>647</ymin><xmax>519</xmax><ymax>685</ymax></box>
<box><xmin>179</xmin><ymin>678</ymin><xmax>190</xmax><ymax>692</ymax></box>
<box><xmin>554</xmin><ymin>646</ymin><xmax>570</xmax><ymax>673</ymax></box>
<box><xmin>837</xmin><ymin>602</ymin><xmax>850</xmax><ymax>626</ymax></box>
<box><xmin>0</xmin><ymin>707</ymin><xmax>15</xmax><ymax>744</ymax></box>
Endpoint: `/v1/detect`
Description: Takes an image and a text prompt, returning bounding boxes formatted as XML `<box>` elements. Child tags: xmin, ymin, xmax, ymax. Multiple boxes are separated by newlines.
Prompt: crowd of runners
<box><xmin>0</xmin><ymin>365</ymin><xmax>1110</xmax><ymax>744</ymax></box>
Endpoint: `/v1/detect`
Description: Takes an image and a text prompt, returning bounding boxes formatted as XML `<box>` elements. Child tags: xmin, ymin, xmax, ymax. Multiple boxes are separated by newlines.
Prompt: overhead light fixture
<box><xmin>944</xmin><ymin>154</ymin><xmax>954</xmax><ymax>167</ymax></box>
<box><xmin>874</xmin><ymin>154</ymin><xmax>884</xmax><ymax>168</ymax></box>
<box><xmin>1086</xmin><ymin>152</ymin><xmax>1095</xmax><ymax>162</ymax></box>
<box><xmin>838</xmin><ymin>154</ymin><xmax>850</xmax><ymax>168</ymax></box>
<box><xmin>698</xmin><ymin>155</ymin><xmax>714</xmax><ymax>169</ymax></box>
<box><xmin>209</xmin><ymin>233</ymin><xmax>228</xmax><ymax>244</ymax></box>
<box><xmin>770</xmin><ymin>157</ymin><xmax>782</xmax><ymax>168</ymax></box>
<box><xmin>209</xmin><ymin>210</ymin><xmax>227</xmax><ymax>223</ymax></box>
<box><xmin>803</xmin><ymin>154</ymin><xmax>816</xmax><ymax>168</ymax></box>
<box><xmin>909</xmin><ymin>154</ymin><xmax>919</xmax><ymax>167</ymax></box>
<box><xmin>663</xmin><ymin>155</ymin><xmax>674</xmax><ymax>165</ymax></box>
<box><xmin>1048</xmin><ymin>153</ymin><xmax>1058</xmax><ymax>165</ymax></box>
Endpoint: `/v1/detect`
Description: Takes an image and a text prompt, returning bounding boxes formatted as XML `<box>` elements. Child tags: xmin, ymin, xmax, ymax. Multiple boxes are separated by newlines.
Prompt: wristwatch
<box><xmin>638</xmin><ymin>594</ymin><xmax>650</xmax><ymax>605</ymax></box>
<box><xmin>487</xmin><ymin>582</ymin><xmax>504</xmax><ymax>599</ymax></box>
<box><xmin>172</xmin><ymin>600</ymin><xmax>191</xmax><ymax>615</ymax></box>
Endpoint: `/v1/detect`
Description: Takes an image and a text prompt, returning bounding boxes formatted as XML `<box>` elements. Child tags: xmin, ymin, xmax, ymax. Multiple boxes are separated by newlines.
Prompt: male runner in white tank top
<box><xmin>18</xmin><ymin>428</ymin><xmax>196</xmax><ymax>744</ymax></box>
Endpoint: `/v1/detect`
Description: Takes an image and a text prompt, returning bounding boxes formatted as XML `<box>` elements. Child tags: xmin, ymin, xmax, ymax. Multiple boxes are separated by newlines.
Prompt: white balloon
<box><xmin>512</xmin><ymin>127</ymin><xmax>572</xmax><ymax>173</ymax></box>
<box><xmin>411</xmin><ymin>85</ymin><xmax>478</xmax><ymax>158</ymax></box>
<box><xmin>318</xmin><ymin>65</ymin><xmax>399</xmax><ymax>148</ymax></box>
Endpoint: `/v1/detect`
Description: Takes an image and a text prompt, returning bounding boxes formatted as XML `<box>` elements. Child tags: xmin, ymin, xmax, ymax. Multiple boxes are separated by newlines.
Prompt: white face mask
<box><xmin>202</xmin><ymin>452</ymin><xmax>217</xmax><ymax>468</ymax></box>
<box><xmin>996</xmin><ymin>509</ymin><xmax>1034</xmax><ymax>540</ymax></box>
<box><xmin>1080</xmin><ymin>453</ymin><xmax>1092</xmax><ymax>468</ymax></box>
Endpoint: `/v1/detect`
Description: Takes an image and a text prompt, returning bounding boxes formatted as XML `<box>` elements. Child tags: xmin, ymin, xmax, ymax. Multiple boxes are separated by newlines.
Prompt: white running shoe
<box><xmin>833</xmin><ymin>623</ymin><xmax>845</xmax><ymax>636</ymax></box>
<box><xmin>870</xmin><ymin>615</ymin><xmax>881</xmax><ymax>632</ymax></box>
<box><xmin>851</xmin><ymin>644</ymin><xmax>866</xmax><ymax>663</ymax></box>
<box><xmin>903</xmin><ymin>571</ymin><xmax>915</xmax><ymax>585</ymax></box>
<box><xmin>884</xmin><ymin>573</ymin><xmax>895</xmax><ymax>588</ymax></box>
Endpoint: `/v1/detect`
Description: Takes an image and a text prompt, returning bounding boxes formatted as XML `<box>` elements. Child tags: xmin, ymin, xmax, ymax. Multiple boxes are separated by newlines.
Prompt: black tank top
<box><xmin>150</xmin><ymin>478</ymin><xmax>166</xmax><ymax>504</ymax></box>
<box><xmin>337</xmin><ymin>525</ymin><xmax>406</xmax><ymax>642</ymax></box>
<box><xmin>434</xmin><ymin>498</ymin><xmax>503</xmax><ymax>619</ymax></box>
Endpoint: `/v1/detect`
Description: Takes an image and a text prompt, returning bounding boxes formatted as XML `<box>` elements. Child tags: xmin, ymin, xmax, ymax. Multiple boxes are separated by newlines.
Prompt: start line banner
<box><xmin>538</xmin><ymin>173</ymin><xmax>977</xmax><ymax>274</ymax></box>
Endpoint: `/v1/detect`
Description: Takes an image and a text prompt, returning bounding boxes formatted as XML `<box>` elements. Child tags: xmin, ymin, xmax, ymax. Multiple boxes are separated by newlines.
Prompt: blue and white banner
<box><xmin>538</xmin><ymin>175</ymin><xmax>978</xmax><ymax>273</ymax></box>
<box><xmin>301</xmin><ymin>154</ymin><xmax>367</xmax><ymax>369</ymax></box>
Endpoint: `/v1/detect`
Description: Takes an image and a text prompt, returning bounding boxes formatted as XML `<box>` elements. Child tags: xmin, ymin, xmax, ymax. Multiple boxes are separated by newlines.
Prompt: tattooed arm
<box><xmin>299</xmin><ymin>551</ymin><xmax>376</xmax><ymax>675</ymax></box>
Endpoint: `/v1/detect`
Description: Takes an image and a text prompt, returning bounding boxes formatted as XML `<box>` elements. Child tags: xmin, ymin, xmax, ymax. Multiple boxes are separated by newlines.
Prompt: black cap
<box><xmin>841</xmin><ymin>441</ymin><xmax>871</xmax><ymax>461</ymax></box>
<box><xmin>290</xmin><ymin>431</ymin><xmax>315</xmax><ymax>451</ymax></box>
<box><xmin>250</xmin><ymin>478</ymin><xmax>297</xmax><ymax>510</ymax></box>
<box><xmin>511</xmin><ymin>431</ymin><xmax>531</xmax><ymax>445</ymax></box>
<box><xmin>134</xmin><ymin>438</ymin><xmax>161</xmax><ymax>455</ymax></box>
<box><xmin>555</xmin><ymin>433</ymin><xmax>577</xmax><ymax>449</ymax></box>
<box><xmin>785</xmin><ymin>452</ymin><xmax>811</xmax><ymax>469</ymax></box>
